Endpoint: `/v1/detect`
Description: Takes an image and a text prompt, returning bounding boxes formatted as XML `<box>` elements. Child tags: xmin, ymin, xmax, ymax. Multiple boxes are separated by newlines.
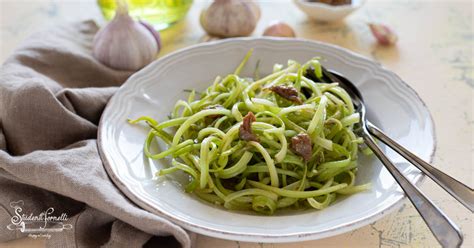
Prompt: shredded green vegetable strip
<box><xmin>129</xmin><ymin>50</ymin><xmax>370</xmax><ymax>215</ymax></box>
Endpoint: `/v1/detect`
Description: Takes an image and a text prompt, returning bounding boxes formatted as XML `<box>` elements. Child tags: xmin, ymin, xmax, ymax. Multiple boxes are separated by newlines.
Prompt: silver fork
<box><xmin>321</xmin><ymin>67</ymin><xmax>472</xmax><ymax>248</ymax></box>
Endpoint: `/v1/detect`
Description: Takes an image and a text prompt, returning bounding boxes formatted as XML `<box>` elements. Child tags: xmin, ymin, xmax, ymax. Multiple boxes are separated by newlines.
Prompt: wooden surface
<box><xmin>0</xmin><ymin>0</ymin><xmax>472</xmax><ymax>247</ymax></box>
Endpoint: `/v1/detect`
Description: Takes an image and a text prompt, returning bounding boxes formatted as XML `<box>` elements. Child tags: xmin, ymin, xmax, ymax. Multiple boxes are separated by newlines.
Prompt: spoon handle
<box><xmin>367</xmin><ymin>122</ymin><xmax>474</xmax><ymax>212</ymax></box>
<box><xmin>362</xmin><ymin>132</ymin><xmax>463</xmax><ymax>248</ymax></box>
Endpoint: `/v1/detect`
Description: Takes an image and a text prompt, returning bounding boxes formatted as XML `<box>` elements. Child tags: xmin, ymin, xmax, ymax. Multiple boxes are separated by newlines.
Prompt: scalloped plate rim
<box><xmin>98</xmin><ymin>37</ymin><xmax>435</xmax><ymax>243</ymax></box>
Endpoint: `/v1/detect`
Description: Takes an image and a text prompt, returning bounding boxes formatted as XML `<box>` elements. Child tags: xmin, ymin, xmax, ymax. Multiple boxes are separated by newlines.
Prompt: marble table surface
<box><xmin>0</xmin><ymin>0</ymin><xmax>472</xmax><ymax>247</ymax></box>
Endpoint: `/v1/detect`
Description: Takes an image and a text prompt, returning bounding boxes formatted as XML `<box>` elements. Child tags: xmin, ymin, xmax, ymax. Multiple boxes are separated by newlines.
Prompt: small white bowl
<box><xmin>293</xmin><ymin>0</ymin><xmax>366</xmax><ymax>22</ymax></box>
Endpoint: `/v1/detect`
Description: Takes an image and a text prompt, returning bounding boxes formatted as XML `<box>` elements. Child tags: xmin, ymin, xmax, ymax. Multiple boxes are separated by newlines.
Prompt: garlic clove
<box><xmin>200</xmin><ymin>0</ymin><xmax>261</xmax><ymax>38</ymax></box>
<box><xmin>368</xmin><ymin>23</ymin><xmax>398</xmax><ymax>46</ymax></box>
<box><xmin>93</xmin><ymin>2</ymin><xmax>160</xmax><ymax>71</ymax></box>
<box><xmin>263</xmin><ymin>21</ymin><xmax>296</xmax><ymax>38</ymax></box>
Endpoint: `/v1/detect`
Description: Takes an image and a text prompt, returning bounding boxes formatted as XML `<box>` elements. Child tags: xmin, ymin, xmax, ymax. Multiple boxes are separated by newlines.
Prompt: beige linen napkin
<box><xmin>0</xmin><ymin>20</ymin><xmax>192</xmax><ymax>248</ymax></box>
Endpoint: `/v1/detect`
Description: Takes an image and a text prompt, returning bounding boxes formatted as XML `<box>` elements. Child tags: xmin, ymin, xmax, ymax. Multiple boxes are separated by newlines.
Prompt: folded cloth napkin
<box><xmin>0</xmin><ymin>20</ymin><xmax>193</xmax><ymax>248</ymax></box>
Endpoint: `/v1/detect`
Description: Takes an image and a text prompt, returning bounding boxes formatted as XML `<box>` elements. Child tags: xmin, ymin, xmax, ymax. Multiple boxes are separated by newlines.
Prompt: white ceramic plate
<box><xmin>98</xmin><ymin>38</ymin><xmax>435</xmax><ymax>243</ymax></box>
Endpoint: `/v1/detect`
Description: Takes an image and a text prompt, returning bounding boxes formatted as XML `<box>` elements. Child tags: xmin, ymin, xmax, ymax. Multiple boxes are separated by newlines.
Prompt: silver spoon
<box><xmin>322</xmin><ymin>68</ymin><xmax>474</xmax><ymax>211</ymax></box>
<box><xmin>321</xmin><ymin>68</ymin><xmax>466</xmax><ymax>248</ymax></box>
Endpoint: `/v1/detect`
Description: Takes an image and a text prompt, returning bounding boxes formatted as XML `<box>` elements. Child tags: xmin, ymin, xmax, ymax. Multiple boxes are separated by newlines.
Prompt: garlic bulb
<box><xmin>200</xmin><ymin>0</ymin><xmax>261</xmax><ymax>38</ymax></box>
<box><xmin>263</xmin><ymin>21</ymin><xmax>296</xmax><ymax>38</ymax></box>
<box><xmin>93</xmin><ymin>1</ymin><xmax>161</xmax><ymax>71</ymax></box>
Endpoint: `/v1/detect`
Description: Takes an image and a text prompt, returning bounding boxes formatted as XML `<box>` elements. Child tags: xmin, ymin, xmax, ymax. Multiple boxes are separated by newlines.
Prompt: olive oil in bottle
<box><xmin>98</xmin><ymin>0</ymin><xmax>193</xmax><ymax>30</ymax></box>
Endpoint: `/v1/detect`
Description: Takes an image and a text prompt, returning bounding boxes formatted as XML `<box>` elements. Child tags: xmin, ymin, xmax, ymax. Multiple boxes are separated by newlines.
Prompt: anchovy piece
<box><xmin>291</xmin><ymin>133</ymin><xmax>312</xmax><ymax>162</ymax></box>
<box><xmin>269</xmin><ymin>85</ymin><xmax>302</xmax><ymax>104</ymax></box>
<box><xmin>239</xmin><ymin>112</ymin><xmax>259</xmax><ymax>142</ymax></box>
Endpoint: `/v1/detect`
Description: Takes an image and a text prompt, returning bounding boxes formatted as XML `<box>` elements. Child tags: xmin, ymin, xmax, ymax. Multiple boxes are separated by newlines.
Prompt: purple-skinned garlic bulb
<box><xmin>93</xmin><ymin>0</ymin><xmax>161</xmax><ymax>71</ymax></box>
<box><xmin>200</xmin><ymin>0</ymin><xmax>261</xmax><ymax>38</ymax></box>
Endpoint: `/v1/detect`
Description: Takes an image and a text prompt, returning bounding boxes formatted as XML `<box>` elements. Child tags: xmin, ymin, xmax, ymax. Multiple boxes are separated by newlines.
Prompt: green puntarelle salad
<box><xmin>129</xmin><ymin>50</ymin><xmax>370</xmax><ymax>215</ymax></box>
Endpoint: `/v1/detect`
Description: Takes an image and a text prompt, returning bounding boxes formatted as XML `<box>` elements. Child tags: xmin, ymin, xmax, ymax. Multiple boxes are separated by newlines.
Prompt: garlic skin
<box><xmin>200</xmin><ymin>0</ymin><xmax>261</xmax><ymax>38</ymax></box>
<box><xmin>368</xmin><ymin>23</ymin><xmax>397</xmax><ymax>46</ymax></box>
<box><xmin>93</xmin><ymin>4</ymin><xmax>161</xmax><ymax>71</ymax></box>
<box><xmin>200</xmin><ymin>35</ymin><xmax>222</xmax><ymax>43</ymax></box>
<box><xmin>263</xmin><ymin>21</ymin><xmax>296</xmax><ymax>38</ymax></box>
<box><xmin>139</xmin><ymin>20</ymin><xmax>162</xmax><ymax>51</ymax></box>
